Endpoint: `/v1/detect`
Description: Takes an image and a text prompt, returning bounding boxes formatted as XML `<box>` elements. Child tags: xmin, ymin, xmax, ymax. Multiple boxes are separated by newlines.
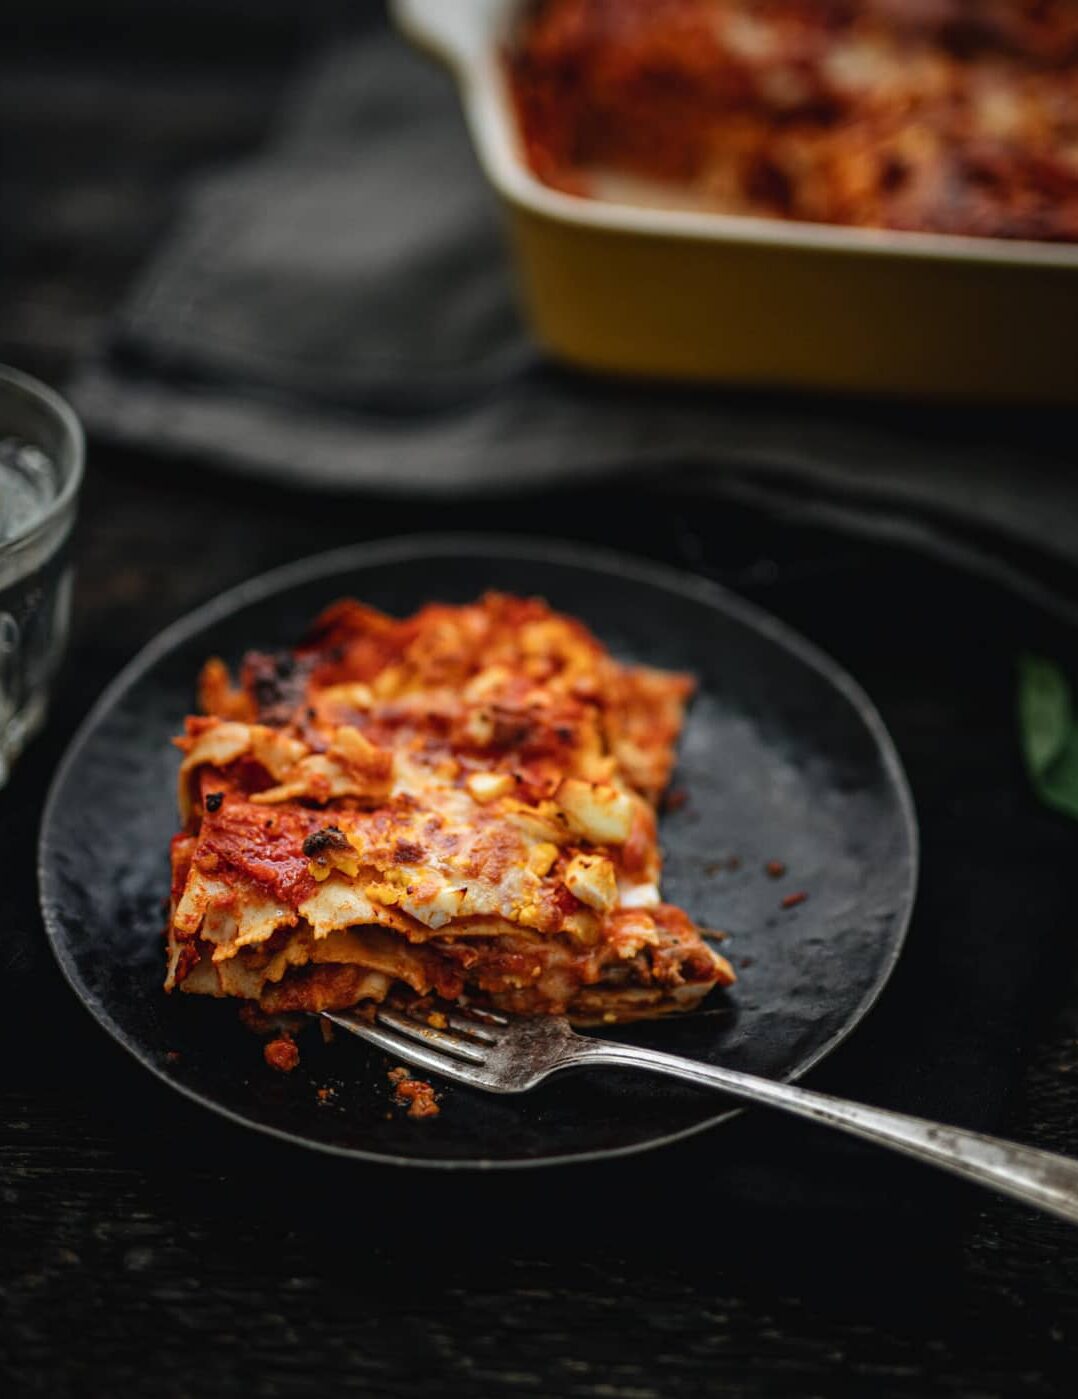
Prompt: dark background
<box><xmin>4</xmin><ymin>5</ymin><xmax>1078</xmax><ymax>1395</ymax></box>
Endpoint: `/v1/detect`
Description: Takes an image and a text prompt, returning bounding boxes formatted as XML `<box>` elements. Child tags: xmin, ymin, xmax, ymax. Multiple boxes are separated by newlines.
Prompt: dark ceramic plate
<box><xmin>39</xmin><ymin>537</ymin><xmax>917</xmax><ymax>1168</ymax></box>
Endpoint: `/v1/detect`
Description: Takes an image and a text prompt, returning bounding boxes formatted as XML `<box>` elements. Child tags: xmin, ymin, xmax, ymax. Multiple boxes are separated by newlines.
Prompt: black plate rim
<box><xmin>38</xmin><ymin>533</ymin><xmax>919</xmax><ymax>1169</ymax></box>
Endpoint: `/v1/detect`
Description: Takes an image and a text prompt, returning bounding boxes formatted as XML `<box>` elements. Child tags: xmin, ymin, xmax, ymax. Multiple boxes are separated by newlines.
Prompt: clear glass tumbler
<box><xmin>0</xmin><ymin>366</ymin><xmax>84</xmax><ymax>787</ymax></box>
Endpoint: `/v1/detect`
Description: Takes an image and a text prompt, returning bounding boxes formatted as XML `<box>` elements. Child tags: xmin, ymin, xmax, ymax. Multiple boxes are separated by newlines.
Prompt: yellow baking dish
<box><xmin>393</xmin><ymin>0</ymin><xmax>1078</xmax><ymax>402</ymax></box>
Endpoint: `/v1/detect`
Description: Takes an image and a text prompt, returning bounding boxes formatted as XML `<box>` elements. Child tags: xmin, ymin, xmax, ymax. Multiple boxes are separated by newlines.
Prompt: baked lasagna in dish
<box><xmin>509</xmin><ymin>0</ymin><xmax>1078</xmax><ymax>242</ymax></box>
<box><xmin>166</xmin><ymin>594</ymin><xmax>734</xmax><ymax>1024</ymax></box>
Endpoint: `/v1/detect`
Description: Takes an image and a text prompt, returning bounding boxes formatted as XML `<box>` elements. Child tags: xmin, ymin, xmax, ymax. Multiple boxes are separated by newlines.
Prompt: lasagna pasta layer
<box><xmin>166</xmin><ymin>593</ymin><xmax>733</xmax><ymax>1022</ymax></box>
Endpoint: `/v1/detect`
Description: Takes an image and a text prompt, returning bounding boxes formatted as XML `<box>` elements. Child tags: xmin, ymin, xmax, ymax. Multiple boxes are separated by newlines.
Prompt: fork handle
<box><xmin>570</xmin><ymin>1039</ymin><xmax>1078</xmax><ymax>1226</ymax></box>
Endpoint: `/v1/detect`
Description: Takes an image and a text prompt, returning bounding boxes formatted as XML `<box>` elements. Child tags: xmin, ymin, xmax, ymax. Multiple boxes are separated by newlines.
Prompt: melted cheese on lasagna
<box><xmin>510</xmin><ymin>0</ymin><xmax>1078</xmax><ymax>242</ymax></box>
<box><xmin>166</xmin><ymin>593</ymin><xmax>734</xmax><ymax>1022</ymax></box>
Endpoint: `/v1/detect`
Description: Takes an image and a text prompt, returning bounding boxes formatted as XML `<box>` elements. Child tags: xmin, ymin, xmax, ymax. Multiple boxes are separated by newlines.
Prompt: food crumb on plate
<box><xmin>264</xmin><ymin>1036</ymin><xmax>300</xmax><ymax>1073</ymax></box>
<box><xmin>388</xmin><ymin>1066</ymin><xmax>440</xmax><ymax>1118</ymax></box>
<box><xmin>663</xmin><ymin>786</ymin><xmax>688</xmax><ymax>812</ymax></box>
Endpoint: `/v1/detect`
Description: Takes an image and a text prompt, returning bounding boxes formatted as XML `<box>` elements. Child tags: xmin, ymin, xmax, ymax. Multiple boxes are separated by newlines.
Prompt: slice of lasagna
<box><xmin>165</xmin><ymin>593</ymin><xmax>734</xmax><ymax>1023</ymax></box>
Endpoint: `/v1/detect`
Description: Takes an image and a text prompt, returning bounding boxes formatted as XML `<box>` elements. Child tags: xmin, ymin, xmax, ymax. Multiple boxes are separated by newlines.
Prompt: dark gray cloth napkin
<box><xmin>72</xmin><ymin>35</ymin><xmax>1078</xmax><ymax>576</ymax></box>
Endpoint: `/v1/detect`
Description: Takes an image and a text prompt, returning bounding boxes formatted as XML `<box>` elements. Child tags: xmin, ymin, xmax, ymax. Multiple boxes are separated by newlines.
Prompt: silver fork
<box><xmin>324</xmin><ymin>1003</ymin><xmax>1078</xmax><ymax>1224</ymax></box>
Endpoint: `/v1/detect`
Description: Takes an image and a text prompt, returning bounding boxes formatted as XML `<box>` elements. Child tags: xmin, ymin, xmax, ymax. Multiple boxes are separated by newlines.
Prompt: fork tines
<box><xmin>322</xmin><ymin>1001</ymin><xmax>508</xmax><ymax>1084</ymax></box>
<box><xmin>376</xmin><ymin>1006</ymin><xmax>494</xmax><ymax>1064</ymax></box>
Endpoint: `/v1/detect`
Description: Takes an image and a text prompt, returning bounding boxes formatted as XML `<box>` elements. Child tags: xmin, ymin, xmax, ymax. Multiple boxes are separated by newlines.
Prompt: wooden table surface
<box><xmin>4</xmin><ymin>9</ymin><xmax>1078</xmax><ymax>1396</ymax></box>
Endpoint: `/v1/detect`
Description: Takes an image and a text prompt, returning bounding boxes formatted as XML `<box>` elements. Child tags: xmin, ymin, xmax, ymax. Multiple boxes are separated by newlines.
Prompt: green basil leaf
<box><xmin>1018</xmin><ymin>654</ymin><xmax>1070</xmax><ymax>777</ymax></box>
<box><xmin>1017</xmin><ymin>655</ymin><xmax>1078</xmax><ymax>820</ymax></box>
